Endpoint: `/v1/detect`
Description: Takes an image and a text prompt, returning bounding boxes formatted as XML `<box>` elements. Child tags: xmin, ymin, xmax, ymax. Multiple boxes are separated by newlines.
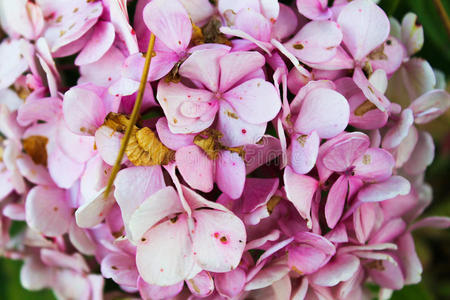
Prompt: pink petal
<box><xmin>348</xmin><ymin>92</ymin><xmax>388</xmax><ymax>130</ymax></box>
<box><xmin>353</xmin><ymin>202</ymin><xmax>377</xmax><ymax>244</ymax></box>
<box><xmin>217</xmin><ymin>101</ymin><xmax>267</xmax><ymax>147</ymax></box>
<box><xmin>176</xmin><ymin>145</ymin><xmax>214</xmax><ymax>193</ymax></box>
<box><xmin>57</xmin><ymin>122</ymin><xmax>95</xmax><ymax>163</ymax></box>
<box><xmin>284</xmin><ymin>166</ymin><xmax>318</xmax><ymax>227</ymax></box>
<box><xmin>143</xmin><ymin>0</ymin><xmax>191</xmax><ymax>54</ymax></box>
<box><xmin>75</xmin><ymin>21</ymin><xmax>115</xmax><ymax>65</ymax></box>
<box><xmin>43</xmin><ymin>0</ymin><xmax>103</xmax><ymax>52</ymax></box>
<box><xmin>128</xmin><ymin>186</ymin><xmax>184</xmax><ymax>242</ymax></box>
<box><xmin>310</xmin><ymin>254</ymin><xmax>360</xmax><ymax>286</ymax></box>
<box><xmin>296</xmin><ymin>0</ymin><xmax>332</xmax><ymax>20</ymax></box>
<box><xmin>215</xmin><ymin>267</ymin><xmax>246</xmax><ymax>298</ymax></box>
<box><xmin>192</xmin><ymin>209</ymin><xmax>246</xmax><ymax>272</ymax></box>
<box><xmin>287</xmin><ymin>242</ymin><xmax>332</xmax><ymax>274</ymax></box>
<box><xmin>368</xmin><ymin>254</ymin><xmax>404</xmax><ymax>290</ymax></box>
<box><xmin>68</xmin><ymin>219</ymin><xmax>96</xmax><ymax>255</ymax></box>
<box><xmin>358</xmin><ymin>176</ymin><xmax>411</xmax><ymax>202</ymax></box>
<box><xmin>411</xmin><ymin>216</ymin><xmax>450</xmax><ymax>231</ymax></box>
<box><xmin>138</xmin><ymin>277</ymin><xmax>184</xmax><ymax>300</ymax></box>
<box><xmin>272</xmin><ymin>4</ymin><xmax>298</xmax><ymax>40</ymax></box>
<box><xmin>114</xmin><ymin>166</ymin><xmax>166</xmax><ymax>229</ymax></box>
<box><xmin>156</xmin><ymin>117</ymin><xmax>195</xmax><ymax>150</ymax></box>
<box><xmin>25</xmin><ymin>186</ymin><xmax>71</xmax><ymax>236</ymax></box>
<box><xmin>321</xmin><ymin>132</ymin><xmax>370</xmax><ymax>172</ymax></box>
<box><xmin>284</xmin><ymin>21</ymin><xmax>342</xmax><ymax>64</ymax></box>
<box><xmin>108</xmin><ymin>0</ymin><xmax>139</xmax><ymax>55</ymax></box>
<box><xmin>224</xmin><ymin>78</ymin><xmax>281</xmax><ymax>124</ymax></box>
<box><xmin>370</xmin><ymin>36</ymin><xmax>406</xmax><ymax>75</ymax></box>
<box><xmin>382</xmin><ymin>108</ymin><xmax>414</xmax><ymax>149</ymax></box>
<box><xmin>233</xmin><ymin>8</ymin><xmax>271</xmax><ymax>42</ymax></box>
<box><xmin>179</xmin><ymin>0</ymin><xmax>215</xmax><ymax>24</ymax></box>
<box><xmin>101</xmin><ymin>253</ymin><xmax>139</xmax><ymax>287</ymax></box>
<box><xmin>136</xmin><ymin>214</ymin><xmax>194</xmax><ymax>286</ymax></box>
<box><xmin>353</xmin><ymin>148</ymin><xmax>395</xmax><ymax>181</ymax></box>
<box><xmin>337</xmin><ymin>0</ymin><xmax>390</xmax><ymax>60</ymax></box>
<box><xmin>179</xmin><ymin>48</ymin><xmax>227</xmax><ymax>92</ymax></box>
<box><xmin>370</xmin><ymin>218</ymin><xmax>406</xmax><ymax>244</ymax></box>
<box><xmin>402</xmin><ymin>131</ymin><xmax>434</xmax><ymax>175</ymax></box>
<box><xmin>40</xmin><ymin>249</ymin><xmax>88</xmax><ymax>273</ymax></box>
<box><xmin>20</xmin><ymin>256</ymin><xmax>55</xmax><ymax>290</ymax></box>
<box><xmin>401</xmin><ymin>13</ymin><xmax>424</xmax><ymax>55</ymax></box>
<box><xmin>186</xmin><ymin>270</ymin><xmax>214</xmax><ymax>297</ymax></box>
<box><xmin>17</xmin><ymin>97</ymin><xmax>62</xmax><ymax>127</ymax></box>
<box><xmin>79</xmin><ymin>155</ymin><xmax>111</xmax><ymax>202</ymax></box>
<box><xmin>219</xmin><ymin>51</ymin><xmax>265</xmax><ymax>92</ymax></box>
<box><xmin>325</xmin><ymin>175</ymin><xmax>349</xmax><ymax>228</ymax></box>
<box><xmin>63</xmin><ymin>86</ymin><xmax>106</xmax><ymax>136</ymax></box>
<box><xmin>16</xmin><ymin>155</ymin><xmax>53</xmax><ymax>186</ymax></box>
<box><xmin>215</xmin><ymin>151</ymin><xmax>246</xmax><ymax>199</ymax></box>
<box><xmin>294</xmin><ymin>88</ymin><xmax>349</xmax><ymax>139</ymax></box>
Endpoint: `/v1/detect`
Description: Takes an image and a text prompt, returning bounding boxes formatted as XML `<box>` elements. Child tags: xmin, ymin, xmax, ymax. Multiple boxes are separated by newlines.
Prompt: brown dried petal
<box><xmin>193</xmin><ymin>129</ymin><xmax>223</xmax><ymax>160</ymax></box>
<box><xmin>22</xmin><ymin>136</ymin><xmax>48</xmax><ymax>166</ymax></box>
<box><xmin>354</xmin><ymin>100</ymin><xmax>378</xmax><ymax>116</ymax></box>
<box><xmin>103</xmin><ymin>112</ymin><xmax>131</xmax><ymax>133</ymax></box>
<box><xmin>201</xmin><ymin>17</ymin><xmax>232</xmax><ymax>46</ymax></box>
<box><xmin>126</xmin><ymin>127</ymin><xmax>174</xmax><ymax>166</ymax></box>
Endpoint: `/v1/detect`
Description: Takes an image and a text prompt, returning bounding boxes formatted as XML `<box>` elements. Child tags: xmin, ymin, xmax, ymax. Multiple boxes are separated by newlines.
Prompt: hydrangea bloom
<box><xmin>0</xmin><ymin>0</ymin><xmax>449</xmax><ymax>299</ymax></box>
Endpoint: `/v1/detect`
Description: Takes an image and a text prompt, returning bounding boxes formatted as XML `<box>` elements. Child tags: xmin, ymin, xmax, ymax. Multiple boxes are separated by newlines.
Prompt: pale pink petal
<box><xmin>289</xmin><ymin>131</ymin><xmax>320</xmax><ymax>175</ymax></box>
<box><xmin>75</xmin><ymin>21</ymin><xmax>115</xmax><ymax>65</ymax></box>
<box><xmin>321</xmin><ymin>132</ymin><xmax>370</xmax><ymax>172</ymax></box>
<box><xmin>156</xmin><ymin>117</ymin><xmax>195</xmax><ymax>150</ymax></box>
<box><xmin>57</xmin><ymin>122</ymin><xmax>96</xmax><ymax>163</ymax></box>
<box><xmin>68</xmin><ymin>219</ymin><xmax>96</xmax><ymax>255</ymax></box>
<box><xmin>192</xmin><ymin>209</ymin><xmax>246</xmax><ymax>272</ymax></box>
<box><xmin>101</xmin><ymin>253</ymin><xmax>139</xmax><ymax>287</ymax></box>
<box><xmin>79</xmin><ymin>155</ymin><xmax>110</xmax><ymax>202</ymax></box>
<box><xmin>310</xmin><ymin>254</ymin><xmax>360</xmax><ymax>287</ymax></box>
<box><xmin>284</xmin><ymin>166</ymin><xmax>318</xmax><ymax>227</ymax></box>
<box><xmin>217</xmin><ymin>101</ymin><xmax>267</xmax><ymax>147</ymax></box>
<box><xmin>353</xmin><ymin>148</ymin><xmax>395</xmax><ymax>181</ymax></box>
<box><xmin>410</xmin><ymin>89</ymin><xmax>450</xmax><ymax>124</ymax></box>
<box><xmin>401</xmin><ymin>13</ymin><xmax>424</xmax><ymax>55</ymax></box>
<box><xmin>94</xmin><ymin>126</ymin><xmax>124</xmax><ymax>166</ymax></box>
<box><xmin>136</xmin><ymin>214</ymin><xmax>194</xmax><ymax>285</ymax></box>
<box><xmin>157</xmin><ymin>81</ymin><xmax>216</xmax><ymax>134</ymax></box>
<box><xmin>370</xmin><ymin>37</ymin><xmax>406</xmax><ymax>75</ymax></box>
<box><xmin>224</xmin><ymin>78</ymin><xmax>281</xmax><ymax>124</ymax></box>
<box><xmin>382</xmin><ymin>108</ymin><xmax>414</xmax><ymax>149</ymax></box>
<box><xmin>40</xmin><ymin>249</ymin><xmax>88</xmax><ymax>273</ymax></box>
<box><xmin>17</xmin><ymin>97</ymin><xmax>62</xmax><ymax>127</ymax></box>
<box><xmin>47</xmin><ymin>145</ymin><xmax>85</xmax><ymax>189</ymax></box>
<box><xmin>215</xmin><ymin>151</ymin><xmax>246</xmax><ymax>199</ymax></box>
<box><xmin>75</xmin><ymin>189</ymin><xmax>115</xmax><ymax>228</ymax></box>
<box><xmin>358</xmin><ymin>176</ymin><xmax>411</xmax><ymax>202</ymax></box>
<box><xmin>402</xmin><ymin>131</ymin><xmax>434</xmax><ymax>175</ymax></box>
<box><xmin>138</xmin><ymin>277</ymin><xmax>184</xmax><ymax>300</ymax></box>
<box><xmin>63</xmin><ymin>86</ymin><xmax>106</xmax><ymax>136</ymax></box>
<box><xmin>284</xmin><ymin>21</ymin><xmax>342</xmax><ymax>64</ymax></box>
<box><xmin>296</xmin><ymin>0</ymin><xmax>332</xmax><ymax>20</ymax></box>
<box><xmin>143</xmin><ymin>0</ymin><xmax>191</xmax><ymax>54</ymax></box>
<box><xmin>370</xmin><ymin>218</ymin><xmax>406</xmax><ymax>244</ymax></box>
<box><xmin>186</xmin><ymin>270</ymin><xmax>214</xmax><ymax>297</ymax></box>
<box><xmin>353</xmin><ymin>67</ymin><xmax>390</xmax><ymax>112</ymax></box>
<box><xmin>128</xmin><ymin>186</ymin><xmax>184</xmax><ymax>242</ymax></box>
<box><xmin>337</xmin><ymin>0</ymin><xmax>390</xmax><ymax>60</ymax></box>
<box><xmin>179</xmin><ymin>0</ymin><xmax>215</xmax><ymax>24</ymax></box>
<box><xmin>245</xmin><ymin>257</ymin><xmax>290</xmax><ymax>290</ymax></box>
<box><xmin>397</xmin><ymin>233</ymin><xmax>422</xmax><ymax>285</ymax></box>
<box><xmin>20</xmin><ymin>256</ymin><xmax>55</xmax><ymax>290</ymax></box>
<box><xmin>16</xmin><ymin>156</ymin><xmax>54</xmax><ymax>186</ymax></box>
<box><xmin>353</xmin><ymin>202</ymin><xmax>377</xmax><ymax>244</ymax></box>
<box><xmin>179</xmin><ymin>48</ymin><xmax>228</xmax><ymax>92</ymax></box>
<box><xmin>25</xmin><ymin>186</ymin><xmax>71</xmax><ymax>236</ymax></box>
<box><xmin>108</xmin><ymin>0</ymin><xmax>139</xmax><ymax>55</ymax></box>
<box><xmin>114</xmin><ymin>166</ymin><xmax>166</xmax><ymax>228</ymax></box>
<box><xmin>176</xmin><ymin>145</ymin><xmax>214</xmax><ymax>193</ymax></box>
<box><xmin>0</xmin><ymin>39</ymin><xmax>31</xmax><ymax>90</ymax></box>
<box><xmin>325</xmin><ymin>175</ymin><xmax>349</xmax><ymax>228</ymax></box>
<box><xmin>294</xmin><ymin>88</ymin><xmax>349</xmax><ymax>139</ymax></box>
<box><xmin>219</xmin><ymin>51</ymin><xmax>265</xmax><ymax>92</ymax></box>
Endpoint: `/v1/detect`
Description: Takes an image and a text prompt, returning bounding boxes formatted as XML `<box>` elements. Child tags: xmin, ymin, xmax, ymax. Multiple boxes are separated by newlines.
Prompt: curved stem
<box><xmin>433</xmin><ymin>0</ymin><xmax>450</xmax><ymax>38</ymax></box>
<box><xmin>104</xmin><ymin>33</ymin><xmax>156</xmax><ymax>198</ymax></box>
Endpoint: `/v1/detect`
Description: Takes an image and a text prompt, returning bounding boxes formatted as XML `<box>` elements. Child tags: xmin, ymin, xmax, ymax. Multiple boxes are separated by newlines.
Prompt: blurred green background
<box><xmin>1</xmin><ymin>0</ymin><xmax>449</xmax><ymax>299</ymax></box>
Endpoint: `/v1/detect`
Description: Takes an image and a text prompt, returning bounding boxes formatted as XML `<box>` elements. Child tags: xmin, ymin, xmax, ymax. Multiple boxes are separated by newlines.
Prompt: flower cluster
<box><xmin>0</xmin><ymin>0</ymin><xmax>449</xmax><ymax>299</ymax></box>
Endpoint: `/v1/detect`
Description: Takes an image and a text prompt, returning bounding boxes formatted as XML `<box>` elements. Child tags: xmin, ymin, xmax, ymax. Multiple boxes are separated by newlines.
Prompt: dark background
<box><xmin>0</xmin><ymin>0</ymin><xmax>449</xmax><ymax>299</ymax></box>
